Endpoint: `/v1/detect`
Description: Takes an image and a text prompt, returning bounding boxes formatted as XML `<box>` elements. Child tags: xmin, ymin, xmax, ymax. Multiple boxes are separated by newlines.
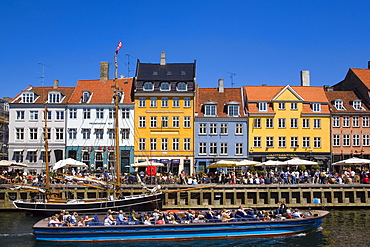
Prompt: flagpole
<box><xmin>114</xmin><ymin>43</ymin><xmax>121</xmax><ymax>188</ymax></box>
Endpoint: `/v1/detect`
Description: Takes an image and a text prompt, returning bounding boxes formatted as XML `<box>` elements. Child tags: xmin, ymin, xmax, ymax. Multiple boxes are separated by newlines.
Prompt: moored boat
<box><xmin>33</xmin><ymin>209</ymin><xmax>330</xmax><ymax>242</ymax></box>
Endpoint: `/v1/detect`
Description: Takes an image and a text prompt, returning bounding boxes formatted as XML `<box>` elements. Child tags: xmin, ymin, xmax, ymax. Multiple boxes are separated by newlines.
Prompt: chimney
<box><xmin>160</xmin><ymin>51</ymin><xmax>166</xmax><ymax>65</ymax></box>
<box><xmin>368</xmin><ymin>61</ymin><xmax>370</xmax><ymax>69</ymax></box>
<box><xmin>218</xmin><ymin>79</ymin><xmax>224</xmax><ymax>93</ymax></box>
<box><xmin>53</xmin><ymin>79</ymin><xmax>59</xmax><ymax>89</ymax></box>
<box><xmin>300</xmin><ymin>70</ymin><xmax>310</xmax><ymax>86</ymax></box>
<box><xmin>100</xmin><ymin>62</ymin><xmax>109</xmax><ymax>81</ymax></box>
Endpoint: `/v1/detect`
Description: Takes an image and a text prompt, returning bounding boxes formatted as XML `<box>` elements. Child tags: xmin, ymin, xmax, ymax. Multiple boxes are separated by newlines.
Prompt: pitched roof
<box><xmin>136</xmin><ymin>62</ymin><xmax>196</xmax><ymax>81</ymax></box>
<box><xmin>325</xmin><ymin>90</ymin><xmax>370</xmax><ymax>112</ymax></box>
<box><xmin>11</xmin><ymin>86</ymin><xmax>75</xmax><ymax>104</ymax></box>
<box><xmin>195</xmin><ymin>87</ymin><xmax>246</xmax><ymax>117</ymax></box>
<box><xmin>351</xmin><ymin>68</ymin><xmax>370</xmax><ymax>88</ymax></box>
<box><xmin>68</xmin><ymin>78</ymin><xmax>134</xmax><ymax>104</ymax></box>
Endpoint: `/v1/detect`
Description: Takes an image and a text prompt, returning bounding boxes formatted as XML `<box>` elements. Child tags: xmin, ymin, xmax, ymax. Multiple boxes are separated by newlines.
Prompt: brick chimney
<box><xmin>53</xmin><ymin>79</ymin><xmax>59</xmax><ymax>89</ymax></box>
<box><xmin>300</xmin><ymin>70</ymin><xmax>310</xmax><ymax>86</ymax></box>
<box><xmin>368</xmin><ymin>61</ymin><xmax>370</xmax><ymax>69</ymax></box>
<box><xmin>218</xmin><ymin>79</ymin><xmax>224</xmax><ymax>93</ymax></box>
<box><xmin>160</xmin><ymin>51</ymin><xmax>166</xmax><ymax>65</ymax></box>
<box><xmin>100</xmin><ymin>62</ymin><xmax>109</xmax><ymax>81</ymax></box>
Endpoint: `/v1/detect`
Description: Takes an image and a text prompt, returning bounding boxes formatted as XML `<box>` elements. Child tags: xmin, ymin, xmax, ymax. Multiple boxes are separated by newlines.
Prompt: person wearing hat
<box><xmin>130</xmin><ymin>209</ymin><xmax>139</xmax><ymax>222</ymax></box>
<box><xmin>117</xmin><ymin>210</ymin><xmax>126</xmax><ymax>224</ymax></box>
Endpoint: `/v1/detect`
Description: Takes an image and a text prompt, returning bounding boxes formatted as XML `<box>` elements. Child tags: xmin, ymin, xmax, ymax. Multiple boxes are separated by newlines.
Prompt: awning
<box><xmin>149</xmin><ymin>159</ymin><xmax>158</xmax><ymax>162</ymax></box>
<box><xmin>171</xmin><ymin>159</ymin><xmax>180</xmax><ymax>163</ymax></box>
<box><xmin>13</xmin><ymin>149</ymin><xmax>24</xmax><ymax>152</ymax></box>
<box><xmin>27</xmin><ymin>149</ymin><xmax>37</xmax><ymax>152</ymax></box>
<box><xmin>160</xmin><ymin>159</ymin><xmax>169</xmax><ymax>163</ymax></box>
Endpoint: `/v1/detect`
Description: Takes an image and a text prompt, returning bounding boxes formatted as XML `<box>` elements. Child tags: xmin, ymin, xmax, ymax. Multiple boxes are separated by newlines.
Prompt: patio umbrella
<box><xmin>131</xmin><ymin>161</ymin><xmax>164</xmax><ymax>167</ymax></box>
<box><xmin>255</xmin><ymin>160</ymin><xmax>287</xmax><ymax>167</ymax></box>
<box><xmin>0</xmin><ymin>160</ymin><xmax>27</xmax><ymax>167</ymax></box>
<box><xmin>332</xmin><ymin>157</ymin><xmax>370</xmax><ymax>166</ymax></box>
<box><xmin>235</xmin><ymin>160</ymin><xmax>261</xmax><ymax>166</ymax></box>
<box><xmin>52</xmin><ymin>158</ymin><xmax>88</xmax><ymax>170</ymax></box>
<box><xmin>206</xmin><ymin>160</ymin><xmax>238</xmax><ymax>168</ymax></box>
<box><xmin>282</xmin><ymin>158</ymin><xmax>318</xmax><ymax>165</ymax></box>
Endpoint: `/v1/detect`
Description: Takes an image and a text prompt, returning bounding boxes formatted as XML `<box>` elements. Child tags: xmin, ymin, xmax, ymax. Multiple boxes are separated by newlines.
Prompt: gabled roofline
<box><xmin>272</xmin><ymin>85</ymin><xmax>304</xmax><ymax>101</ymax></box>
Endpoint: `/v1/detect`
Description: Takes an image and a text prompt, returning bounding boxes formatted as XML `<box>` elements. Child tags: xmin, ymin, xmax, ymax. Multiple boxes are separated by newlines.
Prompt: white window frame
<box><xmin>266</xmin><ymin>136</ymin><xmax>274</xmax><ymax>148</ymax></box>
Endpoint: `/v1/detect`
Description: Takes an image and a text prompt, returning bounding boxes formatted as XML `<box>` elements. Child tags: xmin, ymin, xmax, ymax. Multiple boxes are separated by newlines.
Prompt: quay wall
<box><xmin>1</xmin><ymin>184</ymin><xmax>370</xmax><ymax>210</ymax></box>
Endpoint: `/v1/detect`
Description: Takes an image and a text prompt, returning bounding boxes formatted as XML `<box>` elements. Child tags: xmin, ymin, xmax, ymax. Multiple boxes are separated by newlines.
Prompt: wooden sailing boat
<box><xmin>13</xmin><ymin>42</ymin><xmax>164</xmax><ymax>215</ymax></box>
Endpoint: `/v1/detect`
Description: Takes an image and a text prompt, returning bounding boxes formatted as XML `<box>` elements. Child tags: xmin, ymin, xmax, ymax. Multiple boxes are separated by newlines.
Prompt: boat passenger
<box><xmin>292</xmin><ymin>209</ymin><xmax>301</xmax><ymax>218</ymax></box>
<box><xmin>166</xmin><ymin>212</ymin><xmax>178</xmax><ymax>224</ymax></box>
<box><xmin>82</xmin><ymin>215</ymin><xmax>93</xmax><ymax>226</ymax></box>
<box><xmin>130</xmin><ymin>210</ymin><xmax>139</xmax><ymax>222</ymax></box>
<box><xmin>143</xmin><ymin>214</ymin><xmax>153</xmax><ymax>225</ymax></box>
<box><xmin>221</xmin><ymin>208</ymin><xmax>233</xmax><ymax>222</ymax></box>
<box><xmin>104</xmin><ymin>210</ymin><xmax>116</xmax><ymax>225</ymax></box>
<box><xmin>157</xmin><ymin>215</ymin><xmax>165</xmax><ymax>225</ymax></box>
<box><xmin>237</xmin><ymin>206</ymin><xmax>248</xmax><ymax>217</ymax></box>
<box><xmin>152</xmin><ymin>209</ymin><xmax>161</xmax><ymax>221</ymax></box>
<box><xmin>117</xmin><ymin>210</ymin><xmax>126</xmax><ymax>224</ymax></box>
<box><xmin>49</xmin><ymin>216</ymin><xmax>61</xmax><ymax>227</ymax></box>
<box><xmin>71</xmin><ymin>212</ymin><xmax>79</xmax><ymax>225</ymax></box>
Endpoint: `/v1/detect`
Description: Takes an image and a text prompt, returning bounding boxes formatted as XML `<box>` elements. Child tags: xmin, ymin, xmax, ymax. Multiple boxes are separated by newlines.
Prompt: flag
<box><xmin>115</xmin><ymin>41</ymin><xmax>123</xmax><ymax>55</ymax></box>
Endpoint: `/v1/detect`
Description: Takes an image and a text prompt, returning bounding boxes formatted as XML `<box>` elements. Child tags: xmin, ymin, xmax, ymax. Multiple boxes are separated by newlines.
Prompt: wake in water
<box><xmin>0</xmin><ymin>232</ymin><xmax>33</xmax><ymax>237</ymax></box>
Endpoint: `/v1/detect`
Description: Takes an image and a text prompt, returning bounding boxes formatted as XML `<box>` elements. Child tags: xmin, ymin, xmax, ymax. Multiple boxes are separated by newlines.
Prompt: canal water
<box><xmin>0</xmin><ymin>209</ymin><xmax>369</xmax><ymax>247</ymax></box>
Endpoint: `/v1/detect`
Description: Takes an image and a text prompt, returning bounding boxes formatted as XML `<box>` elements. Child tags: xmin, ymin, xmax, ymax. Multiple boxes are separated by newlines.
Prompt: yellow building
<box><xmin>244</xmin><ymin>85</ymin><xmax>331</xmax><ymax>168</ymax></box>
<box><xmin>134</xmin><ymin>52</ymin><xmax>196</xmax><ymax>175</ymax></box>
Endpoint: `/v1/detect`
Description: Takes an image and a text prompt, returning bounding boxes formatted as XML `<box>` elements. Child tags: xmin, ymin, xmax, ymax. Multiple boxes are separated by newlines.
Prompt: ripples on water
<box><xmin>0</xmin><ymin>209</ymin><xmax>369</xmax><ymax>247</ymax></box>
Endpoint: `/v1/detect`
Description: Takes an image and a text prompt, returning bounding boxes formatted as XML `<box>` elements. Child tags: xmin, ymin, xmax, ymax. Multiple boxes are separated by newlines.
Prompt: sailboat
<box><xmin>13</xmin><ymin>42</ymin><xmax>164</xmax><ymax>215</ymax></box>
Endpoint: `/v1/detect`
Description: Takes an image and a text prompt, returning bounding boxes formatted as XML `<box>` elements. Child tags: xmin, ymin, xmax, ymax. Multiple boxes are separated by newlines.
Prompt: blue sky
<box><xmin>1</xmin><ymin>0</ymin><xmax>370</xmax><ymax>98</ymax></box>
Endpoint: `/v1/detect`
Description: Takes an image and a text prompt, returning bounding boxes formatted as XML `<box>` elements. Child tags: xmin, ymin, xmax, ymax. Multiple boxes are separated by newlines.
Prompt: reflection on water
<box><xmin>0</xmin><ymin>209</ymin><xmax>369</xmax><ymax>247</ymax></box>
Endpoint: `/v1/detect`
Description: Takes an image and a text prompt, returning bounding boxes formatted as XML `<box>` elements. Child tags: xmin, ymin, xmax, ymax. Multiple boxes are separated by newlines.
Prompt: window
<box><xmin>161</xmin><ymin>138</ymin><xmax>168</xmax><ymax>151</ymax></box>
<box><xmin>150</xmin><ymin>116</ymin><xmax>157</xmax><ymax>128</ymax></box>
<box><xmin>199</xmin><ymin>143</ymin><xmax>206</xmax><ymax>155</ymax></box>
<box><xmin>161</xmin><ymin>97</ymin><xmax>168</xmax><ymax>107</ymax></box>
<box><xmin>353</xmin><ymin>135</ymin><xmax>360</xmax><ymax>146</ymax></box>
<box><xmin>302</xmin><ymin>119</ymin><xmax>310</xmax><ymax>128</ymax></box>
<box><xmin>343</xmin><ymin>116</ymin><xmax>350</xmax><ymax>127</ymax></box>
<box><xmin>139</xmin><ymin>116</ymin><xmax>146</xmax><ymax>128</ymax></box>
<box><xmin>82</xmin><ymin>91</ymin><xmax>90</xmax><ymax>102</ymax></box>
<box><xmin>121</xmin><ymin>128</ymin><xmax>129</xmax><ymax>139</ymax></box>
<box><xmin>333</xmin><ymin>135</ymin><xmax>340</xmax><ymax>146</ymax></box>
<box><xmin>290</xmin><ymin>118</ymin><xmax>298</xmax><ymax>128</ymax></box>
<box><xmin>177</xmin><ymin>82</ymin><xmax>187</xmax><ymax>91</ymax></box>
<box><xmin>16</xmin><ymin>111</ymin><xmax>25</xmax><ymax>120</ymax></box>
<box><xmin>160</xmin><ymin>82</ymin><xmax>170</xmax><ymax>91</ymax></box>
<box><xmin>254</xmin><ymin>136</ymin><xmax>261</xmax><ymax>148</ymax></box>
<box><xmin>235</xmin><ymin>143</ymin><xmax>243</xmax><ymax>155</ymax></box>
<box><xmin>162</xmin><ymin>116</ymin><xmax>168</xmax><ymax>128</ymax></box>
<box><xmin>235</xmin><ymin>123</ymin><xmax>243</xmax><ymax>135</ymax></box>
<box><xmin>254</xmin><ymin>118</ymin><xmax>261</xmax><ymax>128</ymax></box>
<box><xmin>172</xmin><ymin>116</ymin><xmax>179</xmax><ymax>128</ymax></box>
<box><xmin>68</xmin><ymin>128</ymin><xmax>77</xmax><ymax>139</ymax></box>
<box><xmin>313</xmin><ymin>119</ymin><xmax>321</xmax><ymax>129</ymax></box>
<box><xmin>313</xmin><ymin>137</ymin><xmax>321</xmax><ymax>148</ymax></box>
<box><xmin>28</xmin><ymin>151</ymin><xmax>37</xmax><ymax>163</ymax></box>
<box><xmin>266</xmin><ymin>118</ymin><xmax>273</xmax><ymax>128</ymax></box>
<box><xmin>82</xmin><ymin>129</ymin><xmax>91</xmax><ymax>139</ymax></box>
<box><xmin>363</xmin><ymin>116</ymin><xmax>369</xmax><ymax>127</ymax></box>
<box><xmin>30</xmin><ymin>110</ymin><xmax>38</xmax><ymax>120</ymax></box>
<box><xmin>210</xmin><ymin>123</ymin><xmax>217</xmax><ymax>135</ymax></box>
<box><xmin>150</xmin><ymin>97</ymin><xmax>157</xmax><ymax>108</ymax></box>
<box><xmin>278</xmin><ymin>118</ymin><xmax>286</xmax><ymax>128</ymax></box>
<box><xmin>210</xmin><ymin>143</ymin><xmax>217</xmax><ymax>155</ymax></box>
<box><xmin>353</xmin><ymin>116</ymin><xmax>359</xmax><ymax>127</ymax></box>
<box><xmin>302</xmin><ymin>137</ymin><xmax>310</xmax><ymax>148</ymax></box>
<box><xmin>363</xmin><ymin>135</ymin><xmax>370</xmax><ymax>146</ymax></box>
<box><xmin>266</xmin><ymin>137</ymin><xmax>274</xmax><ymax>148</ymax></box>
<box><xmin>312</xmin><ymin>103</ymin><xmax>321</xmax><ymax>112</ymax></box>
<box><xmin>47</xmin><ymin>110</ymin><xmax>53</xmax><ymax>120</ymax></box>
<box><xmin>278</xmin><ymin>102</ymin><xmax>285</xmax><ymax>110</ymax></box>
<box><xmin>333</xmin><ymin>116</ymin><xmax>340</xmax><ymax>127</ymax></box>
<box><xmin>108</xmin><ymin>108</ymin><xmax>115</xmax><ymax>119</ymax></box>
<box><xmin>143</xmin><ymin>82</ymin><xmax>154</xmax><ymax>91</ymax></box>
<box><xmin>150</xmin><ymin>138</ymin><xmax>157</xmax><ymax>151</ymax></box>
<box><xmin>48</xmin><ymin>92</ymin><xmax>61</xmax><ymax>103</ymax></box>
<box><xmin>83</xmin><ymin>108</ymin><xmax>90</xmax><ymax>119</ymax></box>
<box><xmin>184</xmin><ymin>116</ymin><xmax>191</xmax><ymax>128</ymax></box>
<box><xmin>121</xmin><ymin>108</ymin><xmax>129</xmax><ymax>119</ymax></box>
<box><xmin>69</xmin><ymin>108</ymin><xmax>77</xmax><ymax>119</ymax></box>
<box><xmin>22</xmin><ymin>92</ymin><xmax>34</xmax><ymax>103</ymax></box>
<box><xmin>14</xmin><ymin>151</ymin><xmax>23</xmax><ymax>162</ymax></box>
<box><xmin>290</xmin><ymin>103</ymin><xmax>298</xmax><ymax>110</ymax></box>
<box><xmin>278</xmin><ymin>137</ymin><xmax>286</xmax><ymax>148</ymax></box>
<box><xmin>43</xmin><ymin>128</ymin><xmax>51</xmax><ymax>140</ymax></box>
<box><xmin>353</xmin><ymin>100</ymin><xmax>365</xmax><ymax>110</ymax></box>
<box><xmin>199</xmin><ymin>123</ymin><xmax>206</xmax><ymax>135</ymax></box>
<box><xmin>334</xmin><ymin>100</ymin><xmax>345</xmax><ymax>110</ymax></box>
<box><xmin>16</xmin><ymin>128</ymin><xmax>24</xmax><ymax>140</ymax></box>
<box><xmin>258</xmin><ymin>102</ymin><xmax>267</xmax><ymax>112</ymax></box>
<box><xmin>55</xmin><ymin>128</ymin><xmax>64</xmax><ymax>140</ymax></box>
<box><xmin>205</xmin><ymin>105</ymin><xmax>216</xmax><ymax>116</ymax></box>
<box><xmin>56</xmin><ymin>111</ymin><xmax>64</xmax><ymax>120</ymax></box>
<box><xmin>228</xmin><ymin>105</ymin><xmax>239</xmax><ymax>117</ymax></box>
<box><xmin>139</xmin><ymin>97</ymin><xmax>146</xmax><ymax>107</ymax></box>
<box><xmin>184</xmin><ymin>97</ymin><xmax>191</xmax><ymax>108</ymax></box>
<box><xmin>29</xmin><ymin>128</ymin><xmax>37</xmax><ymax>140</ymax></box>
<box><xmin>172</xmin><ymin>138</ymin><xmax>179</xmax><ymax>151</ymax></box>
<box><xmin>290</xmin><ymin>137</ymin><xmax>298</xmax><ymax>148</ymax></box>
<box><xmin>184</xmin><ymin>138</ymin><xmax>191</xmax><ymax>151</ymax></box>
<box><xmin>220</xmin><ymin>143</ymin><xmax>228</xmax><ymax>155</ymax></box>
<box><xmin>95</xmin><ymin>129</ymin><xmax>103</xmax><ymax>139</ymax></box>
<box><xmin>108</xmin><ymin>129</ymin><xmax>115</xmax><ymax>139</ymax></box>
<box><xmin>220</xmin><ymin>123</ymin><xmax>228</xmax><ymax>135</ymax></box>
<box><xmin>139</xmin><ymin>138</ymin><xmax>146</xmax><ymax>151</ymax></box>
<box><xmin>343</xmin><ymin>135</ymin><xmax>350</xmax><ymax>146</ymax></box>
<box><xmin>173</xmin><ymin>97</ymin><xmax>180</xmax><ymax>107</ymax></box>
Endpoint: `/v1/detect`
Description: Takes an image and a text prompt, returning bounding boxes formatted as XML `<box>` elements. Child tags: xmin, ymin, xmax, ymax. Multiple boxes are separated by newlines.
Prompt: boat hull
<box><xmin>33</xmin><ymin>210</ymin><xmax>329</xmax><ymax>242</ymax></box>
<box><xmin>13</xmin><ymin>193</ymin><xmax>163</xmax><ymax>215</ymax></box>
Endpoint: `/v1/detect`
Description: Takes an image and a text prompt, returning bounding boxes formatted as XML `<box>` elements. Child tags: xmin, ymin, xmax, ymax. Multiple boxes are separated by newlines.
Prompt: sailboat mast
<box><xmin>114</xmin><ymin>53</ymin><xmax>121</xmax><ymax>187</ymax></box>
<box><xmin>43</xmin><ymin>103</ymin><xmax>50</xmax><ymax>191</ymax></box>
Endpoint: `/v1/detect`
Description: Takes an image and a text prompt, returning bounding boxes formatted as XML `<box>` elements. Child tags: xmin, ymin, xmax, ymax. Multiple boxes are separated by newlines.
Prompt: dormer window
<box><xmin>82</xmin><ymin>91</ymin><xmax>91</xmax><ymax>103</ymax></box>
<box><xmin>22</xmin><ymin>92</ymin><xmax>35</xmax><ymax>103</ymax></box>
<box><xmin>143</xmin><ymin>82</ymin><xmax>154</xmax><ymax>91</ymax></box>
<box><xmin>48</xmin><ymin>92</ymin><xmax>62</xmax><ymax>103</ymax></box>
<box><xmin>166</xmin><ymin>71</ymin><xmax>172</xmax><ymax>75</ymax></box>
<box><xmin>227</xmin><ymin>102</ymin><xmax>240</xmax><ymax>117</ymax></box>
<box><xmin>181</xmin><ymin>71</ymin><xmax>186</xmax><ymax>75</ymax></box>
<box><xmin>152</xmin><ymin>71</ymin><xmax>158</xmax><ymax>75</ymax></box>
<box><xmin>204</xmin><ymin>101</ymin><xmax>217</xmax><ymax>116</ymax></box>
<box><xmin>160</xmin><ymin>82</ymin><xmax>170</xmax><ymax>91</ymax></box>
<box><xmin>258</xmin><ymin>102</ymin><xmax>267</xmax><ymax>112</ymax></box>
<box><xmin>334</xmin><ymin>99</ymin><xmax>345</xmax><ymax>110</ymax></box>
<box><xmin>176</xmin><ymin>82</ymin><xmax>187</xmax><ymax>91</ymax></box>
<box><xmin>353</xmin><ymin>100</ymin><xmax>365</xmax><ymax>111</ymax></box>
<box><xmin>312</xmin><ymin>103</ymin><xmax>321</xmax><ymax>112</ymax></box>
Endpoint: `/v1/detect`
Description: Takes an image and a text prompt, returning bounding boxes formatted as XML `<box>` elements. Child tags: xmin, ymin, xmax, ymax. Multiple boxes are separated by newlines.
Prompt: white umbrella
<box><xmin>255</xmin><ymin>160</ymin><xmax>287</xmax><ymax>167</ymax></box>
<box><xmin>131</xmin><ymin>161</ymin><xmax>164</xmax><ymax>167</ymax></box>
<box><xmin>235</xmin><ymin>160</ymin><xmax>261</xmax><ymax>166</ymax></box>
<box><xmin>283</xmin><ymin>158</ymin><xmax>318</xmax><ymax>165</ymax></box>
<box><xmin>52</xmin><ymin>158</ymin><xmax>88</xmax><ymax>170</ymax></box>
<box><xmin>207</xmin><ymin>160</ymin><xmax>238</xmax><ymax>168</ymax></box>
<box><xmin>0</xmin><ymin>160</ymin><xmax>27</xmax><ymax>167</ymax></box>
<box><xmin>332</xmin><ymin>157</ymin><xmax>370</xmax><ymax>166</ymax></box>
